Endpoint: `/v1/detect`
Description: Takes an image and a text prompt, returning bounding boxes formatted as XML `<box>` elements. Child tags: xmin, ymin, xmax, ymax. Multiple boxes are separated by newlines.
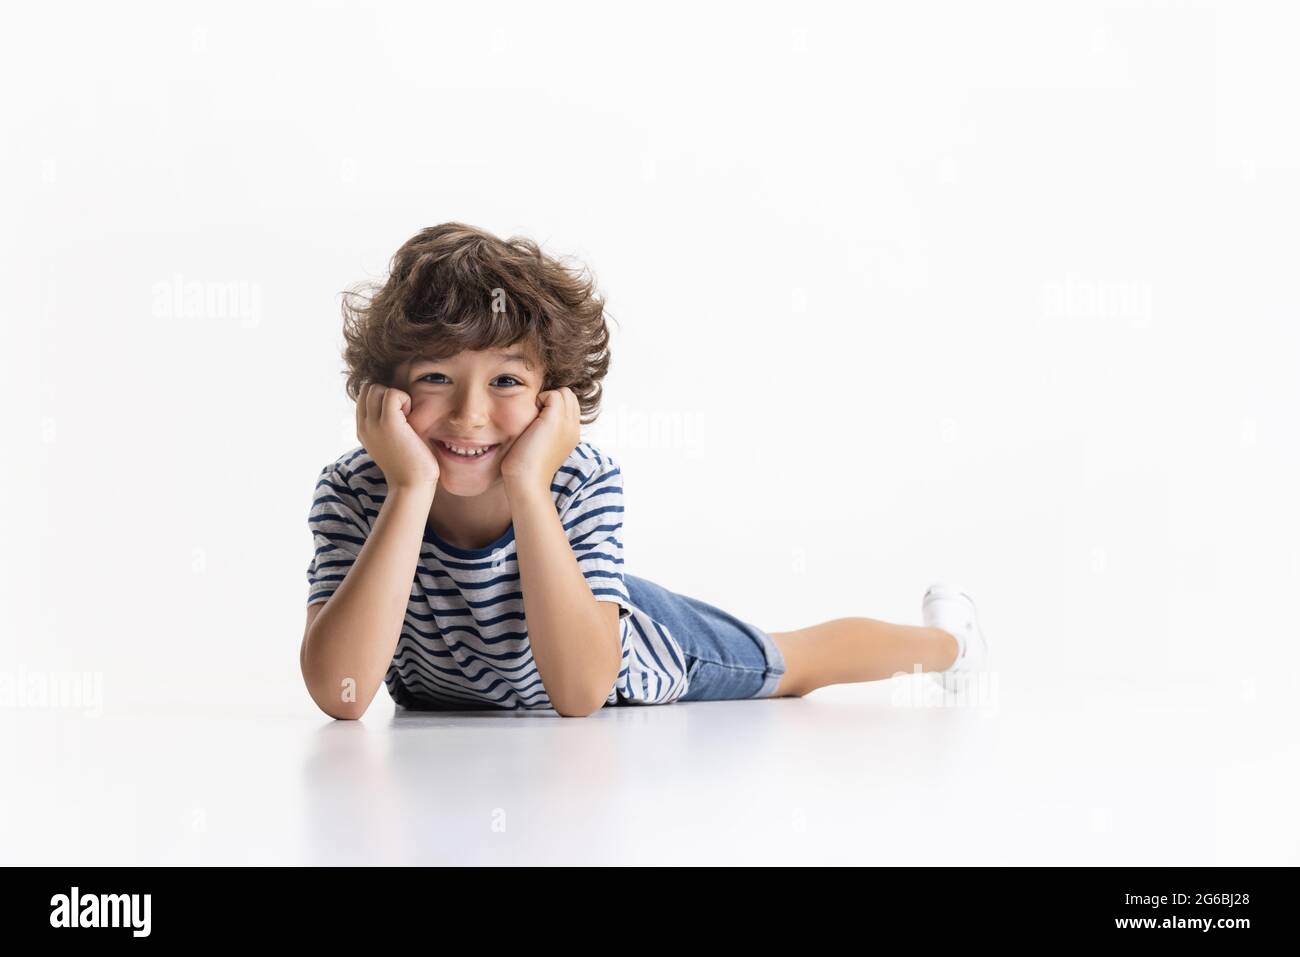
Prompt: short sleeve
<box><xmin>560</xmin><ymin>457</ymin><xmax>632</xmax><ymax>621</ymax></box>
<box><xmin>306</xmin><ymin>465</ymin><xmax>370</xmax><ymax>607</ymax></box>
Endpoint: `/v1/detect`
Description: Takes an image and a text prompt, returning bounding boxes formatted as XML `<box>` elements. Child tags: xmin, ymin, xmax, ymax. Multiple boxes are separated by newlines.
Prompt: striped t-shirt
<box><xmin>305</xmin><ymin>441</ymin><xmax>689</xmax><ymax>710</ymax></box>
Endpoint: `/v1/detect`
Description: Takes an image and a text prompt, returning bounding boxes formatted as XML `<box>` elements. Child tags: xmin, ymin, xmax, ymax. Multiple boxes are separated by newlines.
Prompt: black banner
<box><xmin>2</xmin><ymin>866</ymin><xmax>1283</xmax><ymax>945</ymax></box>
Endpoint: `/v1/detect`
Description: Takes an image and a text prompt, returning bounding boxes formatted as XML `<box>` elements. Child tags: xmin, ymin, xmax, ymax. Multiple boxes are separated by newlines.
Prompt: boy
<box><xmin>301</xmin><ymin>223</ymin><xmax>989</xmax><ymax>719</ymax></box>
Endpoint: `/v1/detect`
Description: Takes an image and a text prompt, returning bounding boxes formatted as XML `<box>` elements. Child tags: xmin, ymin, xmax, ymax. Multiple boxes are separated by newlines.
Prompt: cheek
<box><xmin>403</xmin><ymin>395</ymin><xmax>536</xmax><ymax>436</ymax></box>
<box><xmin>405</xmin><ymin>397</ymin><xmax>437</xmax><ymax>428</ymax></box>
<box><xmin>504</xmin><ymin>402</ymin><xmax>542</xmax><ymax>436</ymax></box>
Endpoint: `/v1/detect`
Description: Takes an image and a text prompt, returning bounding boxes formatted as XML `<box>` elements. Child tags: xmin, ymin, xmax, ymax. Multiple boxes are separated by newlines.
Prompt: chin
<box><xmin>437</xmin><ymin>471</ymin><xmax>500</xmax><ymax>495</ymax></box>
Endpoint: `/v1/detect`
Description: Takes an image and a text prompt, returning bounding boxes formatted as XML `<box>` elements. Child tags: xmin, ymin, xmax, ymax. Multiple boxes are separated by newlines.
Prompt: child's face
<box><xmin>394</xmin><ymin>345</ymin><xmax>545</xmax><ymax>496</ymax></box>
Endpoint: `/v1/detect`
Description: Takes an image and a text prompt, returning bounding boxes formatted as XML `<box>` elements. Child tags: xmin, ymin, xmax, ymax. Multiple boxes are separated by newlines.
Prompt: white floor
<box><xmin>2</xmin><ymin>668</ymin><xmax>1295</xmax><ymax>866</ymax></box>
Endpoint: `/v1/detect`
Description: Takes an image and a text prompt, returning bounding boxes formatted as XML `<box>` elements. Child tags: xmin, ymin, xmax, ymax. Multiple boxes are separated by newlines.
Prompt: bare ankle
<box><xmin>931</xmin><ymin>628</ymin><xmax>959</xmax><ymax>671</ymax></box>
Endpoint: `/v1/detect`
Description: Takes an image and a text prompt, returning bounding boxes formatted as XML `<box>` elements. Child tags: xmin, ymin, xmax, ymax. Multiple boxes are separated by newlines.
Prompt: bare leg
<box><xmin>768</xmin><ymin>618</ymin><xmax>958</xmax><ymax>698</ymax></box>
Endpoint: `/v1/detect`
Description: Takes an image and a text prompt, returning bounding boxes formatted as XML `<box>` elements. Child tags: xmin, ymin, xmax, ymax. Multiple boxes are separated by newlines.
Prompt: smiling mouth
<box><xmin>436</xmin><ymin>440</ymin><xmax>501</xmax><ymax>460</ymax></box>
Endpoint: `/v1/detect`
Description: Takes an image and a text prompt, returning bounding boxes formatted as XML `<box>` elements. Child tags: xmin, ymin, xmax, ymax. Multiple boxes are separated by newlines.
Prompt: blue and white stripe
<box><xmin>306</xmin><ymin>441</ymin><xmax>687</xmax><ymax>709</ymax></box>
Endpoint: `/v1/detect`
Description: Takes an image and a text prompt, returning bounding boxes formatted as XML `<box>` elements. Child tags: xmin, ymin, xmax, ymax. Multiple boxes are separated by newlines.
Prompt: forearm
<box><xmin>302</xmin><ymin>485</ymin><xmax>433</xmax><ymax>718</ymax></box>
<box><xmin>506</xmin><ymin>480</ymin><xmax>620</xmax><ymax>715</ymax></box>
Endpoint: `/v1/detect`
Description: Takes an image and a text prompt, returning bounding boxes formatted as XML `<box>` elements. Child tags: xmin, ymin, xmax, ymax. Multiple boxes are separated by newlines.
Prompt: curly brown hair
<box><xmin>340</xmin><ymin>223</ymin><xmax>616</xmax><ymax>425</ymax></box>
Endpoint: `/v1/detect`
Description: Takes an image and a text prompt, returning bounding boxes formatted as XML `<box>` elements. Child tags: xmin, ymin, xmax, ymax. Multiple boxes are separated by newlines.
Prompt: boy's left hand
<box><xmin>501</xmin><ymin>386</ymin><xmax>581</xmax><ymax>493</ymax></box>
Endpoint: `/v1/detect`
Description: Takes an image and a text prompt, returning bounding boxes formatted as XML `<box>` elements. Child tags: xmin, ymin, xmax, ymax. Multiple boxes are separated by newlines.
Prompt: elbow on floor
<box><xmin>325</xmin><ymin>704</ymin><xmax>365</xmax><ymax>721</ymax></box>
<box><xmin>553</xmin><ymin>691</ymin><xmax>608</xmax><ymax>718</ymax></box>
<box><xmin>313</xmin><ymin>699</ymin><xmax>365</xmax><ymax>721</ymax></box>
<box><xmin>305</xmin><ymin>684</ymin><xmax>367</xmax><ymax>721</ymax></box>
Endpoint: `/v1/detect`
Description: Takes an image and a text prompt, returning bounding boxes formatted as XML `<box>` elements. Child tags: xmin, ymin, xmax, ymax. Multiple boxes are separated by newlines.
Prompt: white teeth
<box><xmin>443</xmin><ymin>441</ymin><xmax>493</xmax><ymax>457</ymax></box>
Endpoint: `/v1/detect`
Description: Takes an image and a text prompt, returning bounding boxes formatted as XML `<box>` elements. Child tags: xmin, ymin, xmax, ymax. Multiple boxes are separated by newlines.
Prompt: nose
<box><xmin>448</xmin><ymin>386</ymin><xmax>491</xmax><ymax>429</ymax></box>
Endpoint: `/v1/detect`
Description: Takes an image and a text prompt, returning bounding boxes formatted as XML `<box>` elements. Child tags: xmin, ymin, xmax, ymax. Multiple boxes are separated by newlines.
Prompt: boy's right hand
<box><xmin>356</xmin><ymin>382</ymin><xmax>440</xmax><ymax>491</ymax></box>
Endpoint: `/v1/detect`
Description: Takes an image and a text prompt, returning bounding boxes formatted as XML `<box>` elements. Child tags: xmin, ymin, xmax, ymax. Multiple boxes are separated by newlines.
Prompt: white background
<box><xmin>1</xmin><ymin>1</ymin><xmax>1296</xmax><ymax>865</ymax></box>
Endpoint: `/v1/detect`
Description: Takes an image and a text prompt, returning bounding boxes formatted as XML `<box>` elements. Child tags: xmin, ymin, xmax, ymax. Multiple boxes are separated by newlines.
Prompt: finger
<box><xmin>382</xmin><ymin>387</ymin><xmax>410</xmax><ymax>421</ymax></box>
<box><xmin>554</xmin><ymin>386</ymin><xmax>573</xmax><ymax>421</ymax></box>
<box><xmin>379</xmin><ymin>386</ymin><xmax>394</xmax><ymax>421</ymax></box>
<box><xmin>356</xmin><ymin>383</ymin><xmax>367</xmax><ymax>432</ymax></box>
<box><xmin>367</xmin><ymin>383</ymin><xmax>385</xmax><ymax>424</ymax></box>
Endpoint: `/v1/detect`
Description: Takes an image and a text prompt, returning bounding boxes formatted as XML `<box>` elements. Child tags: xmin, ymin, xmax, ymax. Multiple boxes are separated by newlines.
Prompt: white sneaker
<box><xmin>922</xmin><ymin>583</ymin><xmax>989</xmax><ymax>693</ymax></box>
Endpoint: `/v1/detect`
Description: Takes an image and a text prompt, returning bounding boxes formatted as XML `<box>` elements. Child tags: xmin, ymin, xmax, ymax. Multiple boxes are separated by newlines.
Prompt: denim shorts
<box><xmin>621</xmin><ymin>574</ymin><xmax>787</xmax><ymax>702</ymax></box>
<box><xmin>391</xmin><ymin>575</ymin><xmax>788</xmax><ymax>712</ymax></box>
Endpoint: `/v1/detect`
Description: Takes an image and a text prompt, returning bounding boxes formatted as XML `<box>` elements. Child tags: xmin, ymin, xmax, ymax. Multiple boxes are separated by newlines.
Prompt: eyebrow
<box><xmin>495</xmin><ymin>352</ymin><xmax>536</xmax><ymax>370</ymax></box>
<box><xmin>410</xmin><ymin>352</ymin><xmax>535</xmax><ymax>372</ymax></box>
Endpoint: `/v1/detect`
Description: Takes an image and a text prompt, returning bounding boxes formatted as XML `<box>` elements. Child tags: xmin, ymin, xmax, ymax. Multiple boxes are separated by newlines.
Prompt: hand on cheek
<box><xmin>500</xmin><ymin>387</ymin><xmax>581</xmax><ymax>491</ymax></box>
